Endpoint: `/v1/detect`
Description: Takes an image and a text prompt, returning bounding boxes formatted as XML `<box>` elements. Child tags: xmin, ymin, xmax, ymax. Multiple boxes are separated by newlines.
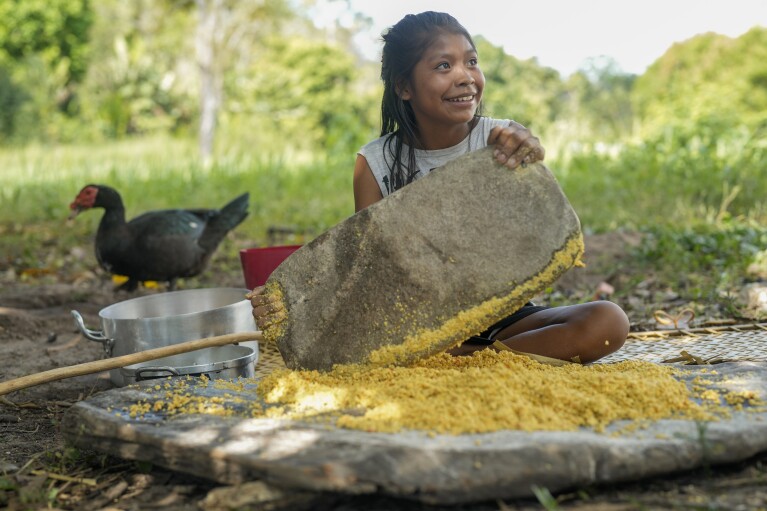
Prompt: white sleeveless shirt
<box><xmin>358</xmin><ymin>117</ymin><xmax>511</xmax><ymax>197</ymax></box>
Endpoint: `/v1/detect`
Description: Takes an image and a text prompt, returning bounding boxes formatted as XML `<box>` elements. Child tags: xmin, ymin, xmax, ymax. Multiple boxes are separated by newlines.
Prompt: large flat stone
<box><xmin>61</xmin><ymin>362</ymin><xmax>767</xmax><ymax>504</ymax></box>
<box><xmin>268</xmin><ymin>147</ymin><xmax>583</xmax><ymax>370</ymax></box>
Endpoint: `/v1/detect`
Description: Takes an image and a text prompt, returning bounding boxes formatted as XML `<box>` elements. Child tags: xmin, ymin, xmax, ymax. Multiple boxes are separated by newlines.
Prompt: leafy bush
<box><xmin>557</xmin><ymin>119</ymin><xmax>767</xmax><ymax>232</ymax></box>
<box><xmin>632</xmin><ymin>224</ymin><xmax>767</xmax><ymax>300</ymax></box>
<box><xmin>0</xmin><ymin>64</ymin><xmax>27</xmax><ymax>140</ymax></box>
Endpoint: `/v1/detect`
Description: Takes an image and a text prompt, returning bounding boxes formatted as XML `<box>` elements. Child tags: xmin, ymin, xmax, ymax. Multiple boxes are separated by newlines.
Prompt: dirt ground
<box><xmin>2</xmin><ymin>232</ymin><xmax>767</xmax><ymax>510</ymax></box>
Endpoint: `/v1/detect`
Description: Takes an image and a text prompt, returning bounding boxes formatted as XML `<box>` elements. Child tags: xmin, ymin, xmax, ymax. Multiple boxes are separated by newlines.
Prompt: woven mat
<box><xmin>255</xmin><ymin>342</ymin><xmax>287</xmax><ymax>378</ymax></box>
<box><xmin>253</xmin><ymin>323</ymin><xmax>767</xmax><ymax>375</ymax></box>
<box><xmin>598</xmin><ymin>322</ymin><xmax>767</xmax><ymax>364</ymax></box>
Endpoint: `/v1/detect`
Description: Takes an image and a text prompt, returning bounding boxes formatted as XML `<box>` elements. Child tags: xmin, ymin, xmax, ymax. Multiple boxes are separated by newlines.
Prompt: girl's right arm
<box><xmin>353</xmin><ymin>155</ymin><xmax>384</xmax><ymax>212</ymax></box>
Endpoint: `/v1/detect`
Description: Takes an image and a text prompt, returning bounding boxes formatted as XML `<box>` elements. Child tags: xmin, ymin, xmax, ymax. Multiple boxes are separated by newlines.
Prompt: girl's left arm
<box><xmin>353</xmin><ymin>155</ymin><xmax>384</xmax><ymax>212</ymax></box>
<box><xmin>487</xmin><ymin>121</ymin><xmax>546</xmax><ymax>170</ymax></box>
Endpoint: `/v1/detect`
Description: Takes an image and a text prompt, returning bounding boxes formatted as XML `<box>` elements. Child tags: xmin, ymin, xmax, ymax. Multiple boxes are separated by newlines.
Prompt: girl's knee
<box><xmin>585</xmin><ymin>300</ymin><xmax>627</xmax><ymax>326</ymax></box>
<box><xmin>581</xmin><ymin>301</ymin><xmax>629</xmax><ymax>358</ymax></box>
<box><xmin>598</xmin><ymin>301</ymin><xmax>629</xmax><ymax>332</ymax></box>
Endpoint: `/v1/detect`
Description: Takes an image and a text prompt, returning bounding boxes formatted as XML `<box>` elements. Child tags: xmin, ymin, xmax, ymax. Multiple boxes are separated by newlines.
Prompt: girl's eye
<box><xmin>436</xmin><ymin>62</ymin><xmax>450</xmax><ymax>70</ymax></box>
<box><xmin>468</xmin><ymin>58</ymin><xmax>478</xmax><ymax>66</ymax></box>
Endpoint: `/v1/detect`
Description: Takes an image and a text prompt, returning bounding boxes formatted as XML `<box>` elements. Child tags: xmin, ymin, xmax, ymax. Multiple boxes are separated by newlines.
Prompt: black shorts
<box><xmin>465</xmin><ymin>302</ymin><xmax>548</xmax><ymax>345</ymax></box>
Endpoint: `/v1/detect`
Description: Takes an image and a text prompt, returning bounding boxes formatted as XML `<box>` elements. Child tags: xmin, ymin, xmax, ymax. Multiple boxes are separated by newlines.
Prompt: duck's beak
<box><xmin>68</xmin><ymin>206</ymin><xmax>82</xmax><ymax>220</ymax></box>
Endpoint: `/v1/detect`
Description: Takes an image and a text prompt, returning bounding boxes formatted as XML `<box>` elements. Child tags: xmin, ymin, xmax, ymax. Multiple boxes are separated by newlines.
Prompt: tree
<box><xmin>565</xmin><ymin>57</ymin><xmax>635</xmax><ymax>142</ymax></box>
<box><xmin>0</xmin><ymin>0</ymin><xmax>93</xmax><ymax>83</ymax></box>
<box><xmin>81</xmin><ymin>0</ymin><xmax>197</xmax><ymax>138</ymax></box>
<box><xmin>195</xmin><ymin>0</ymin><xmax>222</xmax><ymax>164</ymax></box>
<box><xmin>0</xmin><ymin>0</ymin><xmax>93</xmax><ymax>140</ymax></box>
<box><xmin>632</xmin><ymin>27</ymin><xmax>767</xmax><ymax>137</ymax></box>
<box><xmin>231</xmin><ymin>35</ymin><xmax>377</xmax><ymax>157</ymax></box>
<box><xmin>193</xmin><ymin>0</ymin><xmax>292</xmax><ymax>164</ymax></box>
<box><xmin>475</xmin><ymin>36</ymin><xmax>564</xmax><ymax>130</ymax></box>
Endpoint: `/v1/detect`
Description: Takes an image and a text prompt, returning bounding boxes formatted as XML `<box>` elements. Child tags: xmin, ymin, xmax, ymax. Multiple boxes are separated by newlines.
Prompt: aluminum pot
<box><xmin>120</xmin><ymin>345</ymin><xmax>257</xmax><ymax>385</ymax></box>
<box><xmin>71</xmin><ymin>287</ymin><xmax>258</xmax><ymax>386</ymax></box>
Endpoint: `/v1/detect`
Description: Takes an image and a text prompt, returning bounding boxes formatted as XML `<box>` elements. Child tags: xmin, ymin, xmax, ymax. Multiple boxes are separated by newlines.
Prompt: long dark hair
<box><xmin>380</xmin><ymin>11</ymin><xmax>482</xmax><ymax>193</ymax></box>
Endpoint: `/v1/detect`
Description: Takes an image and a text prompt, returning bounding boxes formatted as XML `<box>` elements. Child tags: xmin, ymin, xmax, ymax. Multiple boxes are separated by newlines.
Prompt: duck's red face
<box><xmin>68</xmin><ymin>186</ymin><xmax>99</xmax><ymax>219</ymax></box>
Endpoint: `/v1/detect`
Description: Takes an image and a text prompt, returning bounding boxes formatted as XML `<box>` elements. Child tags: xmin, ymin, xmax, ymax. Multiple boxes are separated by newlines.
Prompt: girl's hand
<box><xmin>487</xmin><ymin>121</ymin><xmax>545</xmax><ymax>170</ymax></box>
<box><xmin>246</xmin><ymin>286</ymin><xmax>286</xmax><ymax>332</ymax></box>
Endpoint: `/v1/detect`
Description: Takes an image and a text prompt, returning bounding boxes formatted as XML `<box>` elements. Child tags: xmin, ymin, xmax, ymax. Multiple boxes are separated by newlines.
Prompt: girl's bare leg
<box><xmin>451</xmin><ymin>301</ymin><xmax>629</xmax><ymax>363</ymax></box>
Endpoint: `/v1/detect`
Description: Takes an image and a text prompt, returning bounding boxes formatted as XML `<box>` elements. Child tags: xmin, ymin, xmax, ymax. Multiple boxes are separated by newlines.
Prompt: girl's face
<box><xmin>399</xmin><ymin>32</ymin><xmax>485</xmax><ymax>136</ymax></box>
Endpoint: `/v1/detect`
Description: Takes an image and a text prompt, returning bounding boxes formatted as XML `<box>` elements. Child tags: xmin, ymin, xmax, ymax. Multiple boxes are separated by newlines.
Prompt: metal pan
<box><xmin>120</xmin><ymin>345</ymin><xmax>257</xmax><ymax>385</ymax></box>
<box><xmin>72</xmin><ymin>288</ymin><xmax>258</xmax><ymax>386</ymax></box>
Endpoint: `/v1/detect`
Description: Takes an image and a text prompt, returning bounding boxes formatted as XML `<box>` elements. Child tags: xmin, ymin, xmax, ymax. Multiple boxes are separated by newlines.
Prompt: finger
<box><xmin>494</xmin><ymin>138</ymin><xmax>524</xmax><ymax>164</ymax></box>
<box><xmin>250</xmin><ymin>291</ymin><xmax>281</xmax><ymax>308</ymax></box>
<box><xmin>494</xmin><ymin>131</ymin><xmax>531</xmax><ymax>164</ymax></box>
<box><xmin>257</xmin><ymin>311</ymin><xmax>287</xmax><ymax>331</ymax></box>
<box><xmin>525</xmin><ymin>144</ymin><xmax>545</xmax><ymax>163</ymax></box>
<box><xmin>252</xmin><ymin>297</ymin><xmax>286</xmax><ymax>329</ymax></box>
<box><xmin>508</xmin><ymin>136</ymin><xmax>545</xmax><ymax>168</ymax></box>
<box><xmin>254</xmin><ymin>308</ymin><xmax>280</xmax><ymax>330</ymax></box>
<box><xmin>252</xmin><ymin>304</ymin><xmax>282</xmax><ymax>325</ymax></box>
<box><xmin>245</xmin><ymin>285</ymin><xmax>265</xmax><ymax>300</ymax></box>
<box><xmin>488</xmin><ymin>121</ymin><xmax>527</xmax><ymax>144</ymax></box>
<box><xmin>506</xmin><ymin>145</ymin><xmax>535</xmax><ymax>169</ymax></box>
<box><xmin>255</xmin><ymin>302</ymin><xmax>284</xmax><ymax>317</ymax></box>
<box><xmin>486</xmin><ymin>126</ymin><xmax>503</xmax><ymax>145</ymax></box>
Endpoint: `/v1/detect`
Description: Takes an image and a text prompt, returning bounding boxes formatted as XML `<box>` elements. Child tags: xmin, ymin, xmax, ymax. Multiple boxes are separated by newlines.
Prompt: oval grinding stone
<box><xmin>266</xmin><ymin>146</ymin><xmax>583</xmax><ymax>370</ymax></box>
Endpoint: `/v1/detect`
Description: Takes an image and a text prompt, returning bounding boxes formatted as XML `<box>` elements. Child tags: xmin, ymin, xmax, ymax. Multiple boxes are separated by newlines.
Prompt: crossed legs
<box><xmin>450</xmin><ymin>301</ymin><xmax>629</xmax><ymax>363</ymax></box>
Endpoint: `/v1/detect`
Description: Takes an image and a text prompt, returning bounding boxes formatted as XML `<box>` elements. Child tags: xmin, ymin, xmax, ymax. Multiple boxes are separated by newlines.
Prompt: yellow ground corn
<box><xmin>367</xmin><ymin>234</ymin><xmax>585</xmax><ymax>366</ymax></box>
<box><xmin>124</xmin><ymin>350</ymin><xmax>762</xmax><ymax>435</ymax></box>
<box><xmin>261</xmin><ymin>281</ymin><xmax>286</xmax><ymax>343</ymax></box>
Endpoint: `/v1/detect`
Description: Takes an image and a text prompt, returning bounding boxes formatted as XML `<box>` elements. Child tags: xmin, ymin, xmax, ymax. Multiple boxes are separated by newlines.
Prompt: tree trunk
<box><xmin>195</xmin><ymin>0</ymin><xmax>222</xmax><ymax>166</ymax></box>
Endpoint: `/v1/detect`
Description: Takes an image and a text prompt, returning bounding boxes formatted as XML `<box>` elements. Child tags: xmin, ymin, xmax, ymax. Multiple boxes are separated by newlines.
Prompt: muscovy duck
<box><xmin>69</xmin><ymin>184</ymin><xmax>249</xmax><ymax>291</ymax></box>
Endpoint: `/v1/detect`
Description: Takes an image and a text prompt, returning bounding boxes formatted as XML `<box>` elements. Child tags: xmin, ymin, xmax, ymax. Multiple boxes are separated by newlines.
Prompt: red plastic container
<box><xmin>239</xmin><ymin>245</ymin><xmax>302</xmax><ymax>290</ymax></box>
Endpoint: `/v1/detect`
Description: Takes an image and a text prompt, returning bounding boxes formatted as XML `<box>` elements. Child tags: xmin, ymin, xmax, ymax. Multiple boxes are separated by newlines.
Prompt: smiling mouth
<box><xmin>447</xmin><ymin>94</ymin><xmax>475</xmax><ymax>103</ymax></box>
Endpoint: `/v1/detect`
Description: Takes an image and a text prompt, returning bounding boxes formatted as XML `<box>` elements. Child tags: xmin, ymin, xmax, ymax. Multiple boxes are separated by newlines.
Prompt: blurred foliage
<box><xmin>558</xmin><ymin>119</ymin><xmax>767</xmax><ymax>232</ymax></box>
<box><xmin>0</xmin><ymin>63</ymin><xmax>27</xmax><ymax>139</ymax></box>
<box><xmin>0</xmin><ymin>0</ymin><xmax>93</xmax><ymax>82</ymax></box>
<box><xmin>476</xmin><ymin>36</ymin><xmax>565</xmax><ymax>130</ymax></box>
<box><xmin>80</xmin><ymin>0</ymin><xmax>198</xmax><ymax>138</ymax></box>
<box><xmin>632</xmin><ymin>27</ymin><xmax>767</xmax><ymax>137</ymax></box>
<box><xmin>0</xmin><ymin>0</ymin><xmax>764</xmax><ymax>164</ymax></box>
<box><xmin>0</xmin><ymin>0</ymin><xmax>93</xmax><ymax>142</ymax></box>
<box><xmin>637</xmin><ymin>225</ymin><xmax>767</xmax><ymax>282</ymax></box>
<box><xmin>227</xmin><ymin>35</ymin><xmax>379</xmax><ymax>158</ymax></box>
<box><xmin>564</xmin><ymin>57</ymin><xmax>635</xmax><ymax>142</ymax></box>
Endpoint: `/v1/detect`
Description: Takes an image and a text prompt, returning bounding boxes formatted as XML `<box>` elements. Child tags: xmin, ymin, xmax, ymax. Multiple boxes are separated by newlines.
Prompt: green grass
<box><xmin>3</xmin><ymin>126</ymin><xmax>765</xmax><ymax>234</ymax></box>
<box><xmin>0</xmin><ymin>135</ymin><xmax>354</xmax><ymax>243</ymax></box>
<box><xmin>0</xmin><ymin>136</ymin><xmax>355</xmax><ymax>282</ymax></box>
<box><xmin>554</xmin><ymin>123</ymin><xmax>767</xmax><ymax>232</ymax></box>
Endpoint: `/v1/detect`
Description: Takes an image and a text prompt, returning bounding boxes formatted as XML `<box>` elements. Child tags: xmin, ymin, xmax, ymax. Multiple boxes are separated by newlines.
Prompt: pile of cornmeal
<box><xmin>124</xmin><ymin>350</ymin><xmax>761</xmax><ymax>435</ymax></box>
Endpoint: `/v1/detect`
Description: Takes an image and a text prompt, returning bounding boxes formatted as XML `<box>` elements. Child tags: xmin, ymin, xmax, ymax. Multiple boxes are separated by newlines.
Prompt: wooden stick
<box><xmin>0</xmin><ymin>331</ymin><xmax>264</xmax><ymax>396</ymax></box>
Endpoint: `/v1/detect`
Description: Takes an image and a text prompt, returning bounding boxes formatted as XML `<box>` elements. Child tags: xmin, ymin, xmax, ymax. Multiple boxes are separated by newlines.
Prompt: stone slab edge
<box><xmin>62</xmin><ymin>362</ymin><xmax>767</xmax><ymax>504</ymax></box>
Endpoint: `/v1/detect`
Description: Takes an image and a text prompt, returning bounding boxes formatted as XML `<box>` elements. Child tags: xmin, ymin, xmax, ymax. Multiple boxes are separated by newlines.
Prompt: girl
<box><xmin>251</xmin><ymin>11</ymin><xmax>629</xmax><ymax>363</ymax></box>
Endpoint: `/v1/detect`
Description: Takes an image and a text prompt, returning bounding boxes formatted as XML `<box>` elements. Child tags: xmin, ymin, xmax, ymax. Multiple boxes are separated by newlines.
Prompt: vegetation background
<box><xmin>1</xmin><ymin>0</ymin><xmax>766</xmax><ymax>311</ymax></box>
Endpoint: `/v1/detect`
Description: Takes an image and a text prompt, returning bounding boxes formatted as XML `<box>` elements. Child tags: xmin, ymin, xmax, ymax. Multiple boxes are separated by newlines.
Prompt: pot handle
<box><xmin>134</xmin><ymin>366</ymin><xmax>180</xmax><ymax>382</ymax></box>
<box><xmin>71</xmin><ymin>310</ymin><xmax>115</xmax><ymax>357</ymax></box>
